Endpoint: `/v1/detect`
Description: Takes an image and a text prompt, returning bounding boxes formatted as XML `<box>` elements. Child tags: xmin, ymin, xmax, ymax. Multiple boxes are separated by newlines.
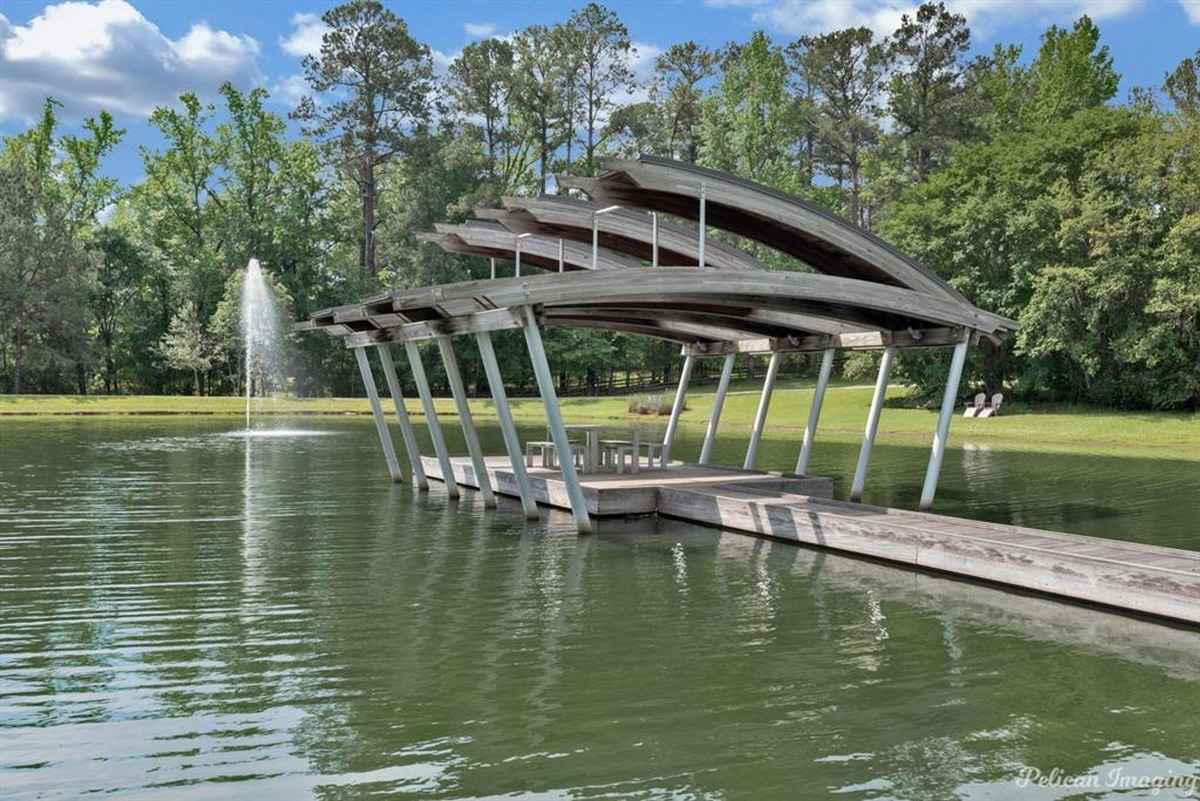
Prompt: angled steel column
<box><xmin>795</xmin><ymin>347</ymin><xmax>835</xmax><ymax>476</ymax></box>
<box><xmin>476</xmin><ymin>331</ymin><xmax>539</xmax><ymax>519</ymax></box>
<box><xmin>698</xmin><ymin>353</ymin><xmax>735</xmax><ymax>465</ymax></box>
<box><xmin>661</xmin><ymin>354</ymin><xmax>695</xmax><ymax>466</ymax></box>
<box><xmin>377</xmin><ymin>344</ymin><xmax>428</xmax><ymax>490</ymax></box>
<box><xmin>850</xmin><ymin>346</ymin><xmax>896</xmax><ymax>502</ymax></box>
<box><xmin>436</xmin><ymin>336</ymin><xmax>496</xmax><ymax>508</ymax></box>
<box><xmin>519</xmin><ymin>308</ymin><xmax>592</xmax><ymax>534</ymax></box>
<box><xmin>919</xmin><ymin>338</ymin><xmax>970</xmax><ymax>511</ymax></box>
<box><xmin>354</xmin><ymin>346</ymin><xmax>401</xmax><ymax>482</ymax></box>
<box><xmin>743</xmin><ymin>352</ymin><xmax>781</xmax><ymax>470</ymax></box>
<box><xmin>403</xmin><ymin>340</ymin><xmax>459</xmax><ymax>499</ymax></box>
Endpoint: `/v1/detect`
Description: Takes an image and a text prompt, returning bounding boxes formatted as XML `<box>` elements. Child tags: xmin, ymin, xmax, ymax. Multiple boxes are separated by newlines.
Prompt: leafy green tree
<box><xmin>512</xmin><ymin>24</ymin><xmax>567</xmax><ymax>194</ymax></box>
<box><xmin>89</xmin><ymin>228</ymin><xmax>147</xmax><ymax>394</ymax></box>
<box><xmin>292</xmin><ymin>0</ymin><xmax>435</xmax><ymax>274</ymax></box>
<box><xmin>699</xmin><ymin>32</ymin><xmax>798</xmax><ymax>189</ymax></box>
<box><xmin>565</xmin><ymin>3</ymin><xmax>636</xmax><ymax>174</ymax></box>
<box><xmin>1165</xmin><ymin>50</ymin><xmax>1200</xmax><ymax>115</ymax></box>
<box><xmin>654</xmin><ymin>42</ymin><xmax>719</xmax><ymax>162</ymax></box>
<box><xmin>1025</xmin><ymin>15</ymin><xmax>1119</xmax><ymax>124</ymax></box>
<box><xmin>158</xmin><ymin>301</ymin><xmax>214</xmax><ymax>396</ymax></box>
<box><xmin>0</xmin><ymin>98</ymin><xmax>122</xmax><ymax>393</ymax></box>
<box><xmin>790</xmin><ymin>27</ymin><xmax>888</xmax><ymax>226</ymax></box>
<box><xmin>447</xmin><ymin>38</ymin><xmax>535</xmax><ymax>196</ymax></box>
<box><xmin>884</xmin><ymin>2</ymin><xmax>974</xmax><ymax>182</ymax></box>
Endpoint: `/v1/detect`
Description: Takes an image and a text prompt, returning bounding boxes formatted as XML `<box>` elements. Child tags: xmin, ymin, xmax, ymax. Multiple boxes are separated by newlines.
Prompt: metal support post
<box><xmin>436</xmin><ymin>336</ymin><xmax>496</xmax><ymax>508</ymax></box>
<box><xmin>698</xmin><ymin>354</ymin><xmax>734</xmax><ymax>465</ymax></box>
<box><xmin>919</xmin><ymin>339</ymin><xmax>970</xmax><ymax>511</ymax></box>
<box><xmin>795</xmin><ymin>347</ymin><xmax>834</xmax><ymax>476</ymax></box>
<box><xmin>662</xmin><ymin>355</ymin><xmax>695</xmax><ymax>466</ymax></box>
<box><xmin>404</xmin><ymin>340</ymin><xmax>459</xmax><ymax>499</ymax></box>
<box><xmin>378</xmin><ymin>344</ymin><xmax>428</xmax><ymax>489</ymax></box>
<box><xmin>519</xmin><ymin>308</ymin><xmax>592</xmax><ymax>533</ymax></box>
<box><xmin>743</xmin><ymin>352</ymin><xmax>780</xmax><ymax>470</ymax></box>
<box><xmin>476</xmin><ymin>331</ymin><xmax>539</xmax><ymax>519</ymax></box>
<box><xmin>354</xmin><ymin>347</ymin><xmax>401</xmax><ymax>482</ymax></box>
<box><xmin>850</xmin><ymin>346</ymin><xmax>896</xmax><ymax>502</ymax></box>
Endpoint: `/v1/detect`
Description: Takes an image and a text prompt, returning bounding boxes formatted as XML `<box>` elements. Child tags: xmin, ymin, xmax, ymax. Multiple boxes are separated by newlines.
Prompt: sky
<box><xmin>1</xmin><ymin>0</ymin><xmax>1199</xmax><ymax>185</ymax></box>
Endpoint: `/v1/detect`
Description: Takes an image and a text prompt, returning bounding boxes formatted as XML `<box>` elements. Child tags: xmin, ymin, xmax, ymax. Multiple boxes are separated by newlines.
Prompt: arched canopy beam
<box><xmin>558</xmin><ymin>155</ymin><xmax>968</xmax><ymax>303</ymax></box>
<box><xmin>302</xmin><ymin>268</ymin><xmax>1016</xmax><ymax>351</ymax></box>
<box><xmin>486</xmin><ymin>195</ymin><xmax>764</xmax><ymax>271</ymax></box>
<box><xmin>425</xmin><ymin>222</ymin><xmax>640</xmax><ymax>272</ymax></box>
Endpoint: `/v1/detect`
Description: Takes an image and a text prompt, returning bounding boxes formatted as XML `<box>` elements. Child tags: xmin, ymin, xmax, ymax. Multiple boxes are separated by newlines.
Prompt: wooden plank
<box><xmin>656</xmin><ymin>485</ymin><xmax>1200</xmax><ymax>626</ymax></box>
<box><xmin>579</xmin><ymin>156</ymin><xmax>977</xmax><ymax>306</ymax></box>
<box><xmin>343</xmin><ymin>308</ymin><xmax>524</xmax><ymax>348</ymax></box>
<box><xmin>490</xmin><ymin>195</ymin><xmax>765</xmax><ymax>271</ymax></box>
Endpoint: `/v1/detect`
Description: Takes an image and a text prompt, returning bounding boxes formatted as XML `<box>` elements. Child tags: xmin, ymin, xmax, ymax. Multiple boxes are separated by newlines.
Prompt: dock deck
<box><xmin>422</xmin><ymin>457</ymin><xmax>1200</xmax><ymax>626</ymax></box>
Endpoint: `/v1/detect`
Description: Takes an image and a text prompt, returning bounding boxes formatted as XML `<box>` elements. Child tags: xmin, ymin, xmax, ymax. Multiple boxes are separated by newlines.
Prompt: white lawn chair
<box><xmin>979</xmin><ymin>392</ymin><xmax>1004</xmax><ymax>418</ymax></box>
<box><xmin>963</xmin><ymin>392</ymin><xmax>987</xmax><ymax>418</ymax></box>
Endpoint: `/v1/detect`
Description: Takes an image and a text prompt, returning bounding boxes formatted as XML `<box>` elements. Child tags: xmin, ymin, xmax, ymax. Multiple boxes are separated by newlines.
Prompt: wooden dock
<box><xmin>422</xmin><ymin>458</ymin><xmax>1200</xmax><ymax>626</ymax></box>
<box><xmin>420</xmin><ymin>455</ymin><xmax>835</xmax><ymax>516</ymax></box>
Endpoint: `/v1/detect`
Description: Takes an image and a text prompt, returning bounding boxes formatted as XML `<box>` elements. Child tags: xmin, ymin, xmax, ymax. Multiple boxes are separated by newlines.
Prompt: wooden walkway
<box><xmin>422</xmin><ymin>457</ymin><xmax>1200</xmax><ymax>626</ymax></box>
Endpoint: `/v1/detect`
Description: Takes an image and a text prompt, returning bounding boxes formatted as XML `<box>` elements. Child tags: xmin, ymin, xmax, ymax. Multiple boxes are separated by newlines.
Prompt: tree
<box><xmin>654</xmin><ymin>42</ymin><xmax>718</xmax><ymax>162</ymax></box>
<box><xmin>447</xmin><ymin>38</ymin><xmax>535</xmax><ymax>197</ymax></box>
<box><xmin>140</xmin><ymin>92</ymin><xmax>224</xmax><ymax>321</ymax></box>
<box><xmin>158</xmin><ymin>301</ymin><xmax>213</xmax><ymax>396</ymax></box>
<box><xmin>1165</xmin><ymin>50</ymin><xmax>1200</xmax><ymax>115</ymax></box>
<box><xmin>1025</xmin><ymin>15</ymin><xmax>1119</xmax><ymax>124</ymax></box>
<box><xmin>89</xmin><ymin>229</ymin><xmax>147</xmax><ymax>394</ymax></box>
<box><xmin>885</xmin><ymin>2</ymin><xmax>973</xmax><ymax>181</ymax></box>
<box><xmin>565</xmin><ymin>3</ymin><xmax>636</xmax><ymax>174</ymax></box>
<box><xmin>792</xmin><ymin>27</ymin><xmax>888</xmax><ymax>226</ymax></box>
<box><xmin>0</xmin><ymin>98</ymin><xmax>122</xmax><ymax>393</ymax></box>
<box><xmin>699</xmin><ymin>32</ymin><xmax>798</xmax><ymax>189</ymax></box>
<box><xmin>512</xmin><ymin>25</ymin><xmax>566</xmax><ymax>194</ymax></box>
<box><xmin>292</xmin><ymin>0</ymin><xmax>435</xmax><ymax>274</ymax></box>
<box><xmin>216</xmin><ymin>83</ymin><xmax>286</xmax><ymax>264</ymax></box>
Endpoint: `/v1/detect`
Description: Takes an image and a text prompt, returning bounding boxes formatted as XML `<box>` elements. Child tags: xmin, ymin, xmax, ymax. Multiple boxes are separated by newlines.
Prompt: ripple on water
<box><xmin>0</xmin><ymin>419</ymin><xmax>1198</xmax><ymax>800</ymax></box>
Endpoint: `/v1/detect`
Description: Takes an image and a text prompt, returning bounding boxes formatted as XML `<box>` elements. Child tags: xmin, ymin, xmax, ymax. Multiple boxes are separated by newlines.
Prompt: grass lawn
<box><xmin>2</xmin><ymin>378</ymin><xmax>1196</xmax><ymax>460</ymax></box>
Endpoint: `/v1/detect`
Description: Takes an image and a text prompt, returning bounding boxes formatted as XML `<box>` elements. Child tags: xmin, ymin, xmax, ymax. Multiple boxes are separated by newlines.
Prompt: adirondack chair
<box><xmin>963</xmin><ymin>392</ymin><xmax>987</xmax><ymax>418</ymax></box>
<box><xmin>979</xmin><ymin>393</ymin><xmax>1004</xmax><ymax>418</ymax></box>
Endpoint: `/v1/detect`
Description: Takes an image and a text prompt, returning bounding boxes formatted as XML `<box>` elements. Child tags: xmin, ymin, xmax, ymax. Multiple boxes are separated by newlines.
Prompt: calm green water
<box><xmin>2</xmin><ymin>418</ymin><xmax>1199</xmax><ymax>800</ymax></box>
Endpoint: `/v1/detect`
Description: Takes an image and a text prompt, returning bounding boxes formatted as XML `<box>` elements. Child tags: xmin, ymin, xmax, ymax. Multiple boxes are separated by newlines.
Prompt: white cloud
<box><xmin>463</xmin><ymin>21</ymin><xmax>496</xmax><ymax>38</ymax></box>
<box><xmin>431</xmin><ymin>48</ymin><xmax>457</xmax><ymax>74</ymax></box>
<box><xmin>713</xmin><ymin>0</ymin><xmax>1144</xmax><ymax>37</ymax></box>
<box><xmin>279</xmin><ymin>11</ymin><xmax>328</xmax><ymax>58</ymax></box>
<box><xmin>272</xmin><ymin>73</ymin><xmax>309</xmax><ymax>106</ymax></box>
<box><xmin>0</xmin><ymin>0</ymin><xmax>261</xmax><ymax>121</ymax></box>
<box><xmin>1180</xmin><ymin>0</ymin><xmax>1200</xmax><ymax>23</ymax></box>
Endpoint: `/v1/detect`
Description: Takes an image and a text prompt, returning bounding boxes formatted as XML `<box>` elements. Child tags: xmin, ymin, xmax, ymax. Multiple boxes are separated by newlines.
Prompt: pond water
<box><xmin>1</xmin><ymin>418</ymin><xmax>1198</xmax><ymax>800</ymax></box>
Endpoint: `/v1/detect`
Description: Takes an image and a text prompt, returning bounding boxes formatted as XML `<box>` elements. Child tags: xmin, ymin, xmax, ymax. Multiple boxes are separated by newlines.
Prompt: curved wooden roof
<box><xmin>557</xmin><ymin>155</ymin><xmax>967</xmax><ymax>302</ymax></box>
<box><xmin>422</xmin><ymin>221</ymin><xmax>641</xmax><ymax>272</ymax></box>
<box><xmin>489</xmin><ymin>195</ymin><xmax>764</xmax><ymax>271</ymax></box>
<box><xmin>300</xmin><ymin>268</ymin><xmax>1015</xmax><ymax>351</ymax></box>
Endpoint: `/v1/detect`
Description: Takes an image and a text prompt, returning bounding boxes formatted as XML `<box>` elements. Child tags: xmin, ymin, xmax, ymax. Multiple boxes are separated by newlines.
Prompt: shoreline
<box><xmin>3</xmin><ymin>387</ymin><xmax>1196</xmax><ymax>462</ymax></box>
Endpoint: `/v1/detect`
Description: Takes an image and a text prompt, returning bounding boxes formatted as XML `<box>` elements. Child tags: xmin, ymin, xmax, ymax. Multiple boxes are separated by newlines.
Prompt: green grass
<box><xmin>3</xmin><ymin>378</ymin><xmax>1197</xmax><ymax>460</ymax></box>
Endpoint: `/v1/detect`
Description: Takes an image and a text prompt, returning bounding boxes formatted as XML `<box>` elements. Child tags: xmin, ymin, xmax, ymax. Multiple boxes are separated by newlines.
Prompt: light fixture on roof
<box><xmin>592</xmin><ymin>205</ymin><xmax>621</xmax><ymax>270</ymax></box>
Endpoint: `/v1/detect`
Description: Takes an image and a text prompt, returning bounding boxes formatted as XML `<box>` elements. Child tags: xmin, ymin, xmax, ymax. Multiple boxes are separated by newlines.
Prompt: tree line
<box><xmin>1</xmin><ymin>0</ymin><xmax>1197</xmax><ymax>408</ymax></box>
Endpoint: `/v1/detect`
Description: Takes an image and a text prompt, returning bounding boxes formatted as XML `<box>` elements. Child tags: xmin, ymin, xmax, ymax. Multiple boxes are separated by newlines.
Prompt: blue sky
<box><xmin>2</xmin><ymin>0</ymin><xmax>1198</xmax><ymax>185</ymax></box>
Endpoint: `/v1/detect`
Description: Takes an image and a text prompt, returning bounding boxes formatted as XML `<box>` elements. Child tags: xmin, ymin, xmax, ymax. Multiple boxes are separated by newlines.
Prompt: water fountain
<box><xmin>240</xmin><ymin>258</ymin><xmax>282</xmax><ymax>431</ymax></box>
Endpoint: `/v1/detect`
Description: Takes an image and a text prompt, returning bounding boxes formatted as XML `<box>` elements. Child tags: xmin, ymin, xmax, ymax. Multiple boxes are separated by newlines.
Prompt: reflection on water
<box><xmin>0</xmin><ymin>419</ymin><xmax>1198</xmax><ymax>800</ymax></box>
